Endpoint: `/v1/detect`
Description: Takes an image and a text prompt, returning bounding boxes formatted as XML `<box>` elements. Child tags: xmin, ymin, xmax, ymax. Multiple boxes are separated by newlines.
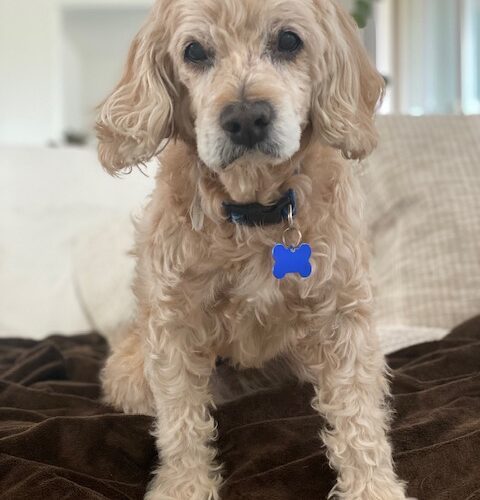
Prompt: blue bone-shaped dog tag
<box><xmin>272</xmin><ymin>243</ymin><xmax>312</xmax><ymax>280</ymax></box>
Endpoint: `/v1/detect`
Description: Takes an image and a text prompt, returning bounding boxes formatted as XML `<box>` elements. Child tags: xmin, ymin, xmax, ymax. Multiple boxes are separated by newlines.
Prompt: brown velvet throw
<box><xmin>1</xmin><ymin>317</ymin><xmax>479</xmax><ymax>500</ymax></box>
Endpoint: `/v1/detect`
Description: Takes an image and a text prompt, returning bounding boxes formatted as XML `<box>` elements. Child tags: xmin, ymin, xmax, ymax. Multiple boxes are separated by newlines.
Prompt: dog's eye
<box><xmin>184</xmin><ymin>42</ymin><xmax>210</xmax><ymax>64</ymax></box>
<box><xmin>277</xmin><ymin>31</ymin><xmax>303</xmax><ymax>54</ymax></box>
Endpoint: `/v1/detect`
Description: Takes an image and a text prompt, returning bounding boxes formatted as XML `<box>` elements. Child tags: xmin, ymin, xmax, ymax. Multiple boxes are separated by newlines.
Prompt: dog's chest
<box><xmin>208</xmin><ymin>252</ymin><xmax>319</xmax><ymax>367</ymax></box>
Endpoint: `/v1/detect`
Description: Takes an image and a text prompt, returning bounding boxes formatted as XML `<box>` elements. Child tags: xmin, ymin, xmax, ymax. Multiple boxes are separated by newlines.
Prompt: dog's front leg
<box><xmin>144</xmin><ymin>329</ymin><xmax>221</xmax><ymax>500</ymax></box>
<box><xmin>293</xmin><ymin>312</ymin><xmax>408</xmax><ymax>500</ymax></box>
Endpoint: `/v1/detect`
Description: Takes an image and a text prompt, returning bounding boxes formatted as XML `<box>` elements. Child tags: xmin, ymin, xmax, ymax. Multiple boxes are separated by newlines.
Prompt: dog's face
<box><xmin>97</xmin><ymin>0</ymin><xmax>384</xmax><ymax>174</ymax></box>
<box><xmin>175</xmin><ymin>0</ymin><xmax>312</xmax><ymax>171</ymax></box>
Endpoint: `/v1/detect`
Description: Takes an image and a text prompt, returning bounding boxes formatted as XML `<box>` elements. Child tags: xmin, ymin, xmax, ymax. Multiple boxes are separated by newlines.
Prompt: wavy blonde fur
<box><xmin>98</xmin><ymin>1</ymin><xmax>411</xmax><ymax>499</ymax></box>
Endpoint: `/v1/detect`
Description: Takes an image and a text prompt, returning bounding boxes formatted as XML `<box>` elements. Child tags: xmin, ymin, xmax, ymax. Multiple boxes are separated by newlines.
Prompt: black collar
<box><xmin>223</xmin><ymin>189</ymin><xmax>296</xmax><ymax>227</ymax></box>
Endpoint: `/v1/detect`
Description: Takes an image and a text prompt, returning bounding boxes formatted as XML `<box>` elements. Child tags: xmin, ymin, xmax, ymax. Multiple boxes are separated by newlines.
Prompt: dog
<box><xmin>97</xmin><ymin>0</ymin><xmax>410</xmax><ymax>498</ymax></box>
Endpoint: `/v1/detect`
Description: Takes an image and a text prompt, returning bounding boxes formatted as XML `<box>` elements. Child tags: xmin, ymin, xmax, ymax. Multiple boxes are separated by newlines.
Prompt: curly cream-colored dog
<box><xmin>97</xmin><ymin>0</ymin><xmax>410</xmax><ymax>499</ymax></box>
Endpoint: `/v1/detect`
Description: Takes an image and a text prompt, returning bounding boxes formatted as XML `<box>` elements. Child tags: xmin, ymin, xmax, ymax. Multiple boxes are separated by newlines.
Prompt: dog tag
<box><xmin>272</xmin><ymin>243</ymin><xmax>312</xmax><ymax>280</ymax></box>
<box><xmin>273</xmin><ymin>205</ymin><xmax>312</xmax><ymax>280</ymax></box>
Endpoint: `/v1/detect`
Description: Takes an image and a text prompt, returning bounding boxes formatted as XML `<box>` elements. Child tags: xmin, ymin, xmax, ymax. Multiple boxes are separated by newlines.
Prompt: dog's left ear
<box><xmin>311</xmin><ymin>0</ymin><xmax>385</xmax><ymax>160</ymax></box>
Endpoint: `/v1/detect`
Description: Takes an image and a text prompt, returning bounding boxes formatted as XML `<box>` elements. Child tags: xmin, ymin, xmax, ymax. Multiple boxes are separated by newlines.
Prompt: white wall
<box><xmin>0</xmin><ymin>0</ymin><xmax>152</xmax><ymax>146</ymax></box>
<box><xmin>62</xmin><ymin>7</ymin><xmax>148</xmax><ymax>140</ymax></box>
<box><xmin>0</xmin><ymin>0</ymin><xmax>60</xmax><ymax>145</ymax></box>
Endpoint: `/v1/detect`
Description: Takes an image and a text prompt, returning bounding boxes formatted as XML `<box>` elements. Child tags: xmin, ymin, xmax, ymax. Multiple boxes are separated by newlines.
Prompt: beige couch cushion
<box><xmin>362</xmin><ymin>115</ymin><xmax>480</xmax><ymax>332</ymax></box>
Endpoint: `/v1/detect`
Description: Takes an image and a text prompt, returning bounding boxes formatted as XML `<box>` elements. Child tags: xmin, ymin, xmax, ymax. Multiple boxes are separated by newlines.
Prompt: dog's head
<box><xmin>96</xmin><ymin>0</ymin><xmax>384</xmax><ymax>174</ymax></box>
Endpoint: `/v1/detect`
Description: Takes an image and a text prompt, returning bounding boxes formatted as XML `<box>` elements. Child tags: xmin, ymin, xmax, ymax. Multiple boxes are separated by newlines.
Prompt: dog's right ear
<box><xmin>96</xmin><ymin>10</ymin><xmax>176</xmax><ymax>174</ymax></box>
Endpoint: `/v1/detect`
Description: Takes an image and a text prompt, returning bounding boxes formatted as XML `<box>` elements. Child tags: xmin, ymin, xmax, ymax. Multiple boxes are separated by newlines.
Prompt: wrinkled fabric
<box><xmin>1</xmin><ymin>318</ymin><xmax>479</xmax><ymax>500</ymax></box>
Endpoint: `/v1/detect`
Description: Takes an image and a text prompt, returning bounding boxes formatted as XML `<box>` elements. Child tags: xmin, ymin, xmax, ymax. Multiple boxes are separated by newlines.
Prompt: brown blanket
<box><xmin>1</xmin><ymin>318</ymin><xmax>479</xmax><ymax>500</ymax></box>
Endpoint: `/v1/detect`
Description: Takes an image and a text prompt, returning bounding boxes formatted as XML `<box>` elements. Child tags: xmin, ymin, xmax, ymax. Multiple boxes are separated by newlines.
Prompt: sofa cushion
<box><xmin>362</xmin><ymin>115</ymin><xmax>480</xmax><ymax>334</ymax></box>
<box><xmin>0</xmin><ymin>146</ymin><xmax>154</xmax><ymax>338</ymax></box>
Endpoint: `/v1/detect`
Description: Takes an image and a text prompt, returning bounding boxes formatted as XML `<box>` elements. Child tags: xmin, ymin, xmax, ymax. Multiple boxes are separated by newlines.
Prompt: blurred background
<box><xmin>0</xmin><ymin>0</ymin><xmax>479</xmax><ymax>340</ymax></box>
<box><xmin>1</xmin><ymin>0</ymin><xmax>479</xmax><ymax>148</ymax></box>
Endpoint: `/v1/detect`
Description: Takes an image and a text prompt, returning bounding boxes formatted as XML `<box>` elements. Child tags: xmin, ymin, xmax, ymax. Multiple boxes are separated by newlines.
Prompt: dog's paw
<box><xmin>145</xmin><ymin>465</ymin><xmax>221</xmax><ymax>500</ymax></box>
<box><xmin>331</xmin><ymin>477</ymin><xmax>409</xmax><ymax>500</ymax></box>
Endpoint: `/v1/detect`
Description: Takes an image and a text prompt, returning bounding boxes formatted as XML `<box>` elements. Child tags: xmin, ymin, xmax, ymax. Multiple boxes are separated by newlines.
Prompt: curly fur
<box><xmin>97</xmin><ymin>0</ymin><xmax>410</xmax><ymax>499</ymax></box>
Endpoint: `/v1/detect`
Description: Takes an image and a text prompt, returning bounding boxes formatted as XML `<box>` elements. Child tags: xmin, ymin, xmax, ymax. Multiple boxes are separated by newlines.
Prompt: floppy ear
<box><xmin>96</xmin><ymin>10</ymin><xmax>176</xmax><ymax>174</ymax></box>
<box><xmin>311</xmin><ymin>0</ymin><xmax>385</xmax><ymax>160</ymax></box>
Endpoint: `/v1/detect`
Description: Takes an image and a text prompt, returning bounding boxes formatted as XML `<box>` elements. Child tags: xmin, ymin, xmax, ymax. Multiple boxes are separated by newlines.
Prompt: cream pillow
<box><xmin>0</xmin><ymin>146</ymin><xmax>154</xmax><ymax>339</ymax></box>
<box><xmin>362</xmin><ymin>115</ymin><xmax>480</xmax><ymax>332</ymax></box>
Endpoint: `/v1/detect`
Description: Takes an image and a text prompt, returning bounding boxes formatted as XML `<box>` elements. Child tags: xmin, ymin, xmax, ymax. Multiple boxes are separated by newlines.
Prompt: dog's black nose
<box><xmin>220</xmin><ymin>101</ymin><xmax>274</xmax><ymax>148</ymax></box>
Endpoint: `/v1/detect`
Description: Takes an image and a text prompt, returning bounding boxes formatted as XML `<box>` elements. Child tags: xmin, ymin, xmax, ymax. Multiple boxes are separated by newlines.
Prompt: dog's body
<box><xmin>98</xmin><ymin>0</ymin><xmax>410</xmax><ymax>498</ymax></box>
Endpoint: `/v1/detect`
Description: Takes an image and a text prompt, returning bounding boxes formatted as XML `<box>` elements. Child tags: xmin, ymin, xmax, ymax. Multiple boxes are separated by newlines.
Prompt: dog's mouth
<box><xmin>219</xmin><ymin>141</ymin><xmax>283</xmax><ymax>170</ymax></box>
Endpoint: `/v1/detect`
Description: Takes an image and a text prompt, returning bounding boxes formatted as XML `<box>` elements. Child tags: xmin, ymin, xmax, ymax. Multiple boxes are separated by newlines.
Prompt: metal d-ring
<box><xmin>283</xmin><ymin>203</ymin><xmax>302</xmax><ymax>248</ymax></box>
<box><xmin>287</xmin><ymin>203</ymin><xmax>294</xmax><ymax>228</ymax></box>
<box><xmin>282</xmin><ymin>226</ymin><xmax>302</xmax><ymax>249</ymax></box>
